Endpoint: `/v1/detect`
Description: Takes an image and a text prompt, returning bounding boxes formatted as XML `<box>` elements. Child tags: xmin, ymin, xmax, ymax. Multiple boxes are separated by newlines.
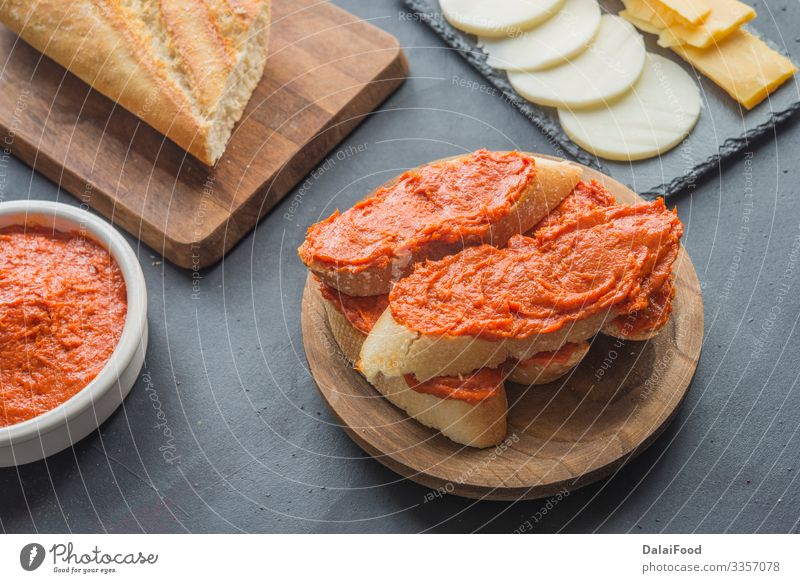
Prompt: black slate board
<box><xmin>403</xmin><ymin>0</ymin><xmax>800</xmax><ymax>197</ymax></box>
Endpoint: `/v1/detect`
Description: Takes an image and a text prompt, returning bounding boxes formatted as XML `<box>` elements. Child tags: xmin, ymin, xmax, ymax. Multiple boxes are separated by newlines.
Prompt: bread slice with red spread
<box><xmin>528</xmin><ymin>180</ymin><xmax>677</xmax><ymax>343</ymax></box>
<box><xmin>602</xmin><ymin>277</ymin><xmax>675</xmax><ymax>341</ymax></box>
<box><xmin>299</xmin><ymin>150</ymin><xmax>582</xmax><ymax>296</ymax></box>
<box><xmin>317</xmin><ymin>277</ymin><xmax>601</xmax><ymax>446</ymax></box>
<box><xmin>359</xmin><ymin>197</ymin><xmax>684</xmax><ymax>383</ymax></box>
<box><xmin>316</xmin><ymin>280</ymin><xmax>507</xmax><ymax>448</ymax></box>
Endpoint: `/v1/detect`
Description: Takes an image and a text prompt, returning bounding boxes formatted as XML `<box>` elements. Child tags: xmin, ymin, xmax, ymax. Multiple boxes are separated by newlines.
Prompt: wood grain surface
<box><xmin>0</xmin><ymin>0</ymin><xmax>407</xmax><ymax>268</ymax></box>
<box><xmin>301</xmin><ymin>156</ymin><xmax>704</xmax><ymax>501</ymax></box>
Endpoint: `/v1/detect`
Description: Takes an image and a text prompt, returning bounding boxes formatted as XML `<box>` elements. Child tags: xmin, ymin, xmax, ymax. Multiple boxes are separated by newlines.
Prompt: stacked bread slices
<box><xmin>299</xmin><ymin>150</ymin><xmax>683</xmax><ymax>448</ymax></box>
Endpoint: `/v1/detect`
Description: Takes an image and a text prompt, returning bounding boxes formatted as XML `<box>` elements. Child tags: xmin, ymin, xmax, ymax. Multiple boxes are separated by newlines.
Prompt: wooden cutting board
<box><xmin>301</xmin><ymin>156</ymin><xmax>704</xmax><ymax>501</ymax></box>
<box><xmin>0</xmin><ymin>0</ymin><xmax>407</xmax><ymax>268</ymax></box>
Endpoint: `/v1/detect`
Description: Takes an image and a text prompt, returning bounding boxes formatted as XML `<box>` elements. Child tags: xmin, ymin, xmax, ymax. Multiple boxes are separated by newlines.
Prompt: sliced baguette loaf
<box><xmin>300</xmin><ymin>151</ymin><xmax>582</xmax><ymax>296</ymax></box>
<box><xmin>0</xmin><ymin>0</ymin><xmax>271</xmax><ymax>165</ymax></box>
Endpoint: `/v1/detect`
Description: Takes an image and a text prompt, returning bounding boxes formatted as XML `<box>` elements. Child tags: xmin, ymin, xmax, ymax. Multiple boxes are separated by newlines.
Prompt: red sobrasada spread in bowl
<box><xmin>0</xmin><ymin>226</ymin><xmax>127</xmax><ymax>427</ymax></box>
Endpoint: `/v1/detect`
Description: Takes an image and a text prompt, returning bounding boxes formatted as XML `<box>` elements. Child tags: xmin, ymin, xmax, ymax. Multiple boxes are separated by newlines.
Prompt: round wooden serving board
<box><xmin>301</xmin><ymin>155</ymin><xmax>704</xmax><ymax>501</ymax></box>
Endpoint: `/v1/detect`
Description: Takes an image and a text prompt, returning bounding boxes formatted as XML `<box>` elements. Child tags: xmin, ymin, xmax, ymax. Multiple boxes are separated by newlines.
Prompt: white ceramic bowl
<box><xmin>0</xmin><ymin>201</ymin><xmax>148</xmax><ymax>466</ymax></box>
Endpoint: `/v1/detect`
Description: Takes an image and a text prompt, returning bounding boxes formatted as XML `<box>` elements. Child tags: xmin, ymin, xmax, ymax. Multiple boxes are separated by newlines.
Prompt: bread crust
<box><xmin>0</xmin><ymin>0</ymin><xmax>271</xmax><ymax>165</ymax></box>
<box><xmin>506</xmin><ymin>342</ymin><xmax>590</xmax><ymax>385</ymax></box>
<box><xmin>318</xmin><ymin>285</ymin><xmax>507</xmax><ymax>448</ymax></box>
<box><xmin>602</xmin><ymin>319</ymin><xmax>665</xmax><ymax>341</ymax></box>
<box><xmin>306</xmin><ymin>156</ymin><xmax>582</xmax><ymax>296</ymax></box>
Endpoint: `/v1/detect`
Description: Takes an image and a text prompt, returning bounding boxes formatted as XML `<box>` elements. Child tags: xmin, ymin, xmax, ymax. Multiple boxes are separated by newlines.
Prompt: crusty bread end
<box><xmin>0</xmin><ymin>0</ymin><xmax>271</xmax><ymax>165</ymax></box>
<box><xmin>203</xmin><ymin>1</ymin><xmax>271</xmax><ymax>164</ymax></box>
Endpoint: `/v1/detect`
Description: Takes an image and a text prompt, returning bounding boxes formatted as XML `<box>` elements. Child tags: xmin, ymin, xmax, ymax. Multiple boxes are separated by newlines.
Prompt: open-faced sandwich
<box><xmin>299</xmin><ymin>150</ymin><xmax>683</xmax><ymax>448</ymax></box>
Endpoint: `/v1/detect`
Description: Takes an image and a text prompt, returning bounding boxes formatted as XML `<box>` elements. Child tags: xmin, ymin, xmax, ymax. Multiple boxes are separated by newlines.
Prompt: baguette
<box><xmin>0</xmin><ymin>0</ymin><xmax>271</xmax><ymax>165</ymax></box>
<box><xmin>300</xmin><ymin>150</ymin><xmax>582</xmax><ymax>296</ymax></box>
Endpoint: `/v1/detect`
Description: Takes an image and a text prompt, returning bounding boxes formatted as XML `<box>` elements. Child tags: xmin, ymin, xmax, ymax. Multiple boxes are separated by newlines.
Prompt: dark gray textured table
<box><xmin>2</xmin><ymin>0</ymin><xmax>799</xmax><ymax>534</ymax></box>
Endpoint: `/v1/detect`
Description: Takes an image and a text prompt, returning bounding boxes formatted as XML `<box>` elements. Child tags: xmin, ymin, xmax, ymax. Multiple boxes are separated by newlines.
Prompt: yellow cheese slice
<box><xmin>624</xmin><ymin>0</ymin><xmax>756</xmax><ymax>49</ymax></box>
<box><xmin>622</xmin><ymin>0</ymin><xmax>704</xmax><ymax>27</ymax></box>
<box><xmin>620</xmin><ymin>9</ymin><xmax>663</xmax><ymax>35</ymax></box>
<box><xmin>672</xmin><ymin>29</ymin><xmax>797</xmax><ymax>110</ymax></box>
<box><xmin>657</xmin><ymin>0</ymin><xmax>711</xmax><ymax>26</ymax></box>
<box><xmin>656</xmin><ymin>0</ymin><xmax>756</xmax><ymax>48</ymax></box>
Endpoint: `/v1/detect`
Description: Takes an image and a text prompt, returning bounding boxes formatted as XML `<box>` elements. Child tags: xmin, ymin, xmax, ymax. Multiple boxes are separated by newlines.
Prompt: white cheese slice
<box><xmin>507</xmin><ymin>15</ymin><xmax>646</xmax><ymax>109</ymax></box>
<box><xmin>440</xmin><ymin>0</ymin><xmax>565</xmax><ymax>38</ymax></box>
<box><xmin>558</xmin><ymin>53</ymin><xmax>701</xmax><ymax>161</ymax></box>
<box><xmin>479</xmin><ymin>0</ymin><xmax>601</xmax><ymax>71</ymax></box>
